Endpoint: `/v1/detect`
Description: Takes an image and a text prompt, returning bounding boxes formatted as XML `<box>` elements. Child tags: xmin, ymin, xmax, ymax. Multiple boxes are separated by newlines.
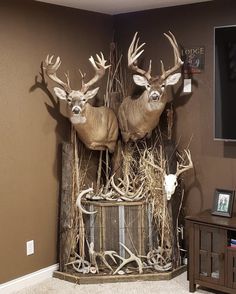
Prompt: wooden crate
<box><xmin>83</xmin><ymin>201</ymin><xmax>152</xmax><ymax>257</ymax></box>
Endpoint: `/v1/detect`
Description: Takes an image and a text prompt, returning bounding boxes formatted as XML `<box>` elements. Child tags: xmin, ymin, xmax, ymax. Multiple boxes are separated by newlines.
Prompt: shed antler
<box><xmin>176</xmin><ymin>149</ymin><xmax>193</xmax><ymax>177</ymax></box>
<box><xmin>160</xmin><ymin>31</ymin><xmax>183</xmax><ymax>80</ymax></box>
<box><xmin>44</xmin><ymin>55</ymin><xmax>72</xmax><ymax>93</ymax></box>
<box><xmin>113</xmin><ymin>243</ymin><xmax>143</xmax><ymax>274</ymax></box>
<box><xmin>81</xmin><ymin>52</ymin><xmax>110</xmax><ymax>93</ymax></box>
<box><xmin>76</xmin><ymin>188</ymin><xmax>97</xmax><ymax>215</ymax></box>
<box><xmin>110</xmin><ymin>174</ymin><xmax>145</xmax><ymax>201</ymax></box>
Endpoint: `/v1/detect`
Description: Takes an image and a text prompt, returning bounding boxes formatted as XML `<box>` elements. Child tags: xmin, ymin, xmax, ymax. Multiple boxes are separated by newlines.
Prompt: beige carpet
<box><xmin>13</xmin><ymin>272</ymin><xmax>221</xmax><ymax>294</ymax></box>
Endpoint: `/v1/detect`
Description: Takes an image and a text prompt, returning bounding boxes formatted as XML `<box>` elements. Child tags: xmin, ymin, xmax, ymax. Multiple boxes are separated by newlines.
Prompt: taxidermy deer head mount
<box><xmin>118</xmin><ymin>31</ymin><xmax>183</xmax><ymax>143</ymax></box>
<box><xmin>44</xmin><ymin>53</ymin><xmax>118</xmax><ymax>153</ymax></box>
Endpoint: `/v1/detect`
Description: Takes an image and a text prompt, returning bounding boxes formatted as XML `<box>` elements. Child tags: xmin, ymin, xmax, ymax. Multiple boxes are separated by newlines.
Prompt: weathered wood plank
<box><xmin>104</xmin><ymin>206</ymin><xmax>119</xmax><ymax>253</ymax></box>
<box><xmin>84</xmin><ymin>200</ymin><xmax>145</xmax><ymax>207</ymax></box>
<box><xmin>59</xmin><ymin>142</ymin><xmax>73</xmax><ymax>272</ymax></box>
<box><xmin>53</xmin><ymin>265</ymin><xmax>186</xmax><ymax>284</ymax></box>
<box><xmin>84</xmin><ymin>201</ymin><xmax>148</xmax><ymax>259</ymax></box>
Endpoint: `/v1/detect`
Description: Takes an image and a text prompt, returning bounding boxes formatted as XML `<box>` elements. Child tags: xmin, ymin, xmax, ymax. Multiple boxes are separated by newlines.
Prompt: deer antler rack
<box><xmin>128</xmin><ymin>32</ymin><xmax>152</xmax><ymax>80</ymax></box>
<box><xmin>176</xmin><ymin>149</ymin><xmax>193</xmax><ymax>177</ymax></box>
<box><xmin>44</xmin><ymin>55</ymin><xmax>72</xmax><ymax>93</ymax></box>
<box><xmin>44</xmin><ymin>52</ymin><xmax>110</xmax><ymax>94</ymax></box>
<box><xmin>160</xmin><ymin>31</ymin><xmax>183</xmax><ymax>80</ymax></box>
<box><xmin>81</xmin><ymin>52</ymin><xmax>110</xmax><ymax>93</ymax></box>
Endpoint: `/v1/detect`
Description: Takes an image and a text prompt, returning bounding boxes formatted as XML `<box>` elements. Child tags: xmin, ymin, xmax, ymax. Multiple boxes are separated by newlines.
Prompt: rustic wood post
<box><xmin>59</xmin><ymin>142</ymin><xmax>74</xmax><ymax>272</ymax></box>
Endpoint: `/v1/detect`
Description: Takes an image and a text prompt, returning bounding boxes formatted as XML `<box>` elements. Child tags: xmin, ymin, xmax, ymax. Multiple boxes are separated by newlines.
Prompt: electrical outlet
<box><xmin>26</xmin><ymin>240</ymin><xmax>34</xmax><ymax>256</ymax></box>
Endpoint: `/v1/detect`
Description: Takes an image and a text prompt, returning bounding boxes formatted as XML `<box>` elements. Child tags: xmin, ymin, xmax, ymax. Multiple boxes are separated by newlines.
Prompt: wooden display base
<box><xmin>53</xmin><ymin>265</ymin><xmax>186</xmax><ymax>285</ymax></box>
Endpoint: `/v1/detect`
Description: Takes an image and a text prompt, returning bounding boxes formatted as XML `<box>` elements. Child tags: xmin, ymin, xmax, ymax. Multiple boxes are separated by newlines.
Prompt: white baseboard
<box><xmin>0</xmin><ymin>263</ymin><xmax>59</xmax><ymax>294</ymax></box>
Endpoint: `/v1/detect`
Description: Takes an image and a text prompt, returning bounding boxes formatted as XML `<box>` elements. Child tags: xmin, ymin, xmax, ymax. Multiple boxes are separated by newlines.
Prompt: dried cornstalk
<box><xmin>138</xmin><ymin>140</ymin><xmax>173</xmax><ymax>264</ymax></box>
<box><xmin>69</xmin><ymin>127</ymin><xmax>93</xmax><ymax>261</ymax></box>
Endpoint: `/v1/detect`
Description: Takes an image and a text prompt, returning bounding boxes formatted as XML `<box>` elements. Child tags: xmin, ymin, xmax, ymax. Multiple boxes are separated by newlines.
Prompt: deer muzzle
<box><xmin>150</xmin><ymin>90</ymin><xmax>160</xmax><ymax>101</ymax></box>
<box><xmin>72</xmin><ymin>105</ymin><xmax>81</xmax><ymax>115</ymax></box>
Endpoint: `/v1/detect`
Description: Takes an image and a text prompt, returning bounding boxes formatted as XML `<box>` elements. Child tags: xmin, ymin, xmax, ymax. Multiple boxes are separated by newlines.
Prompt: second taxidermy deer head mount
<box><xmin>118</xmin><ymin>31</ymin><xmax>183</xmax><ymax>143</ymax></box>
<box><xmin>44</xmin><ymin>53</ymin><xmax>118</xmax><ymax>153</ymax></box>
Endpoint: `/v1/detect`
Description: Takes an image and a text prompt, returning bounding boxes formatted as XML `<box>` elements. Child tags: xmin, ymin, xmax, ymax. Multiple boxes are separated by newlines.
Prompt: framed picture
<box><xmin>212</xmin><ymin>189</ymin><xmax>235</xmax><ymax>217</ymax></box>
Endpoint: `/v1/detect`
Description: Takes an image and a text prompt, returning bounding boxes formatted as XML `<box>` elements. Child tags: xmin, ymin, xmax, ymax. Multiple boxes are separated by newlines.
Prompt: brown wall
<box><xmin>2</xmin><ymin>0</ymin><xmax>236</xmax><ymax>285</ymax></box>
<box><xmin>114</xmin><ymin>0</ymin><xmax>236</xmax><ymax>216</ymax></box>
<box><xmin>0</xmin><ymin>0</ymin><xmax>113</xmax><ymax>284</ymax></box>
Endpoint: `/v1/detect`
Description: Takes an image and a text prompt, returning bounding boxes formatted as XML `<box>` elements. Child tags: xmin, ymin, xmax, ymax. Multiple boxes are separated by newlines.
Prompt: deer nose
<box><xmin>150</xmin><ymin>91</ymin><xmax>160</xmax><ymax>100</ymax></box>
<box><xmin>72</xmin><ymin>106</ymin><xmax>80</xmax><ymax>114</ymax></box>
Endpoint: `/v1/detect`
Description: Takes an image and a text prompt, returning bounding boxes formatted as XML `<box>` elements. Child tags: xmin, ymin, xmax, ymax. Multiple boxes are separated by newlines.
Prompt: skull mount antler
<box><xmin>144</xmin><ymin>149</ymin><xmax>193</xmax><ymax>200</ymax></box>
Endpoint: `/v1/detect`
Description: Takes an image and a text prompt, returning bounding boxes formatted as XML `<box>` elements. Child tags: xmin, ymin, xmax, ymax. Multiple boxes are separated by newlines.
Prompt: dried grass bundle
<box><xmin>70</xmin><ymin>127</ymin><xmax>93</xmax><ymax>260</ymax></box>
<box><xmin>138</xmin><ymin>139</ymin><xmax>173</xmax><ymax>262</ymax></box>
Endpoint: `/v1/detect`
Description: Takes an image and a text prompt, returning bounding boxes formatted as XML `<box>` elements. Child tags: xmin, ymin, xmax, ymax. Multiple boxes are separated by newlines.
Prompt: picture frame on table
<box><xmin>212</xmin><ymin>188</ymin><xmax>235</xmax><ymax>217</ymax></box>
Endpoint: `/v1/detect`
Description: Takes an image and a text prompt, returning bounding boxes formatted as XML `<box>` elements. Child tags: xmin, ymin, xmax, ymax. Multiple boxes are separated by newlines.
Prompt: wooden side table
<box><xmin>186</xmin><ymin>210</ymin><xmax>236</xmax><ymax>293</ymax></box>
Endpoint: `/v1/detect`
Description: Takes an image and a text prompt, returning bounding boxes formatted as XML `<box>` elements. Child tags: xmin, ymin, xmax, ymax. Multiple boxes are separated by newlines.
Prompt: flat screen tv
<box><xmin>214</xmin><ymin>25</ymin><xmax>236</xmax><ymax>141</ymax></box>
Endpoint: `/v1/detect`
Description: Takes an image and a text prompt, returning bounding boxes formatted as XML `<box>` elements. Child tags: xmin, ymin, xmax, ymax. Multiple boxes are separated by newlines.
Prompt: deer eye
<box><xmin>67</xmin><ymin>97</ymin><xmax>72</xmax><ymax>104</ymax></box>
<box><xmin>146</xmin><ymin>84</ymin><xmax>151</xmax><ymax>90</ymax></box>
<box><xmin>161</xmin><ymin>84</ymin><xmax>165</xmax><ymax>90</ymax></box>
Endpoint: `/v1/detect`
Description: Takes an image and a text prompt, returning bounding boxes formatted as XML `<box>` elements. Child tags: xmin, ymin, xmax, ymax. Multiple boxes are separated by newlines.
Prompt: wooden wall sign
<box><xmin>182</xmin><ymin>46</ymin><xmax>205</xmax><ymax>74</ymax></box>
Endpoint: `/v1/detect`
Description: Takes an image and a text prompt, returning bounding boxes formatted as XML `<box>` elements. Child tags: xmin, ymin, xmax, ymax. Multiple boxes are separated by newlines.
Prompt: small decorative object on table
<box><xmin>212</xmin><ymin>188</ymin><xmax>235</xmax><ymax>217</ymax></box>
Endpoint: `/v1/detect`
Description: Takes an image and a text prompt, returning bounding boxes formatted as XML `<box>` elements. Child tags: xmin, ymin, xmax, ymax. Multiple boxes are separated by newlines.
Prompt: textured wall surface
<box><xmin>0</xmin><ymin>0</ymin><xmax>112</xmax><ymax>283</ymax></box>
<box><xmin>114</xmin><ymin>0</ymin><xmax>236</xmax><ymax>216</ymax></box>
<box><xmin>2</xmin><ymin>0</ymin><xmax>236</xmax><ymax>284</ymax></box>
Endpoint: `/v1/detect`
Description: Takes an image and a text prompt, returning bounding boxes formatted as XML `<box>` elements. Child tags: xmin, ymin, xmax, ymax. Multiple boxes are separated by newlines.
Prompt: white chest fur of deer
<box><xmin>118</xmin><ymin>32</ymin><xmax>183</xmax><ymax>143</ymax></box>
<box><xmin>44</xmin><ymin>53</ymin><xmax>118</xmax><ymax>153</ymax></box>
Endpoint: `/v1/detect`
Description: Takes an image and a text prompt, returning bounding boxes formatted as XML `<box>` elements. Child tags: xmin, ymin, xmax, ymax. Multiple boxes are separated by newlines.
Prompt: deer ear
<box><xmin>133</xmin><ymin>75</ymin><xmax>149</xmax><ymax>87</ymax></box>
<box><xmin>54</xmin><ymin>87</ymin><xmax>67</xmax><ymax>100</ymax></box>
<box><xmin>85</xmin><ymin>87</ymin><xmax>99</xmax><ymax>100</ymax></box>
<box><xmin>165</xmin><ymin>73</ymin><xmax>181</xmax><ymax>86</ymax></box>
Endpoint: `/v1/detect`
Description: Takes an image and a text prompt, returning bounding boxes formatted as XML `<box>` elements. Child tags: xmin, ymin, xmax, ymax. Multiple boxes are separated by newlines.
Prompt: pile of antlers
<box><xmin>67</xmin><ymin>242</ymin><xmax>174</xmax><ymax>275</ymax></box>
<box><xmin>76</xmin><ymin>174</ymin><xmax>147</xmax><ymax>215</ymax></box>
<box><xmin>110</xmin><ymin>174</ymin><xmax>146</xmax><ymax>202</ymax></box>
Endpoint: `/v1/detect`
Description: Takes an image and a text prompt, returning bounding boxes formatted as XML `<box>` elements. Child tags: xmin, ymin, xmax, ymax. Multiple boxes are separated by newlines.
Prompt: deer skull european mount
<box><xmin>145</xmin><ymin>149</ymin><xmax>193</xmax><ymax>200</ymax></box>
